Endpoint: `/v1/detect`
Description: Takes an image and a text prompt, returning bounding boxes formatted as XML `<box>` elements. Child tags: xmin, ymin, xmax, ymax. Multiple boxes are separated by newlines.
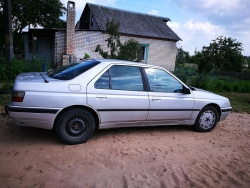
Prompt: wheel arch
<box><xmin>53</xmin><ymin>105</ymin><xmax>100</xmax><ymax>130</ymax></box>
<box><xmin>203</xmin><ymin>103</ymin><xmax>221</xmax><ymax>121</ymax></box>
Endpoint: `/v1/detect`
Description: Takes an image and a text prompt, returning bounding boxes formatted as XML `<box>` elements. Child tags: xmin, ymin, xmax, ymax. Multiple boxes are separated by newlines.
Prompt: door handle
<box><xmin>152</xmin><ymin>97</ymin><xmax>161</xmax><ymax>101</ymax></box>
<box><xmin>96</xmin><ymin>95</ymin><xmax>107</xmax><ymax>100</ymax></box>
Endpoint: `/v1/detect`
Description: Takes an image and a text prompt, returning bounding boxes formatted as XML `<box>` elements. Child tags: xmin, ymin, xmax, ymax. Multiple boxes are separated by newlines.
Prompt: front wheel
<box><xmin>194</xmin><ymin>106</ymin><xmax>219</xmax><ymax>132</ymax></box>
<box><xmin>55</xmin><ymin>108</ymin><xmax>96</xmax><ymax>144</ymax></box>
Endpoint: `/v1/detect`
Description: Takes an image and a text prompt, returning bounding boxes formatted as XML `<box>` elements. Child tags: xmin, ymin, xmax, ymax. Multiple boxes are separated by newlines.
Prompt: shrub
<box><xmin>84</xmin><ymin>53</ymin><xmax>90</xmax><ymax>59</ymax></box>
<box><xmin>0</xmin><ymin>58</ymin><xmax>46</xmax><ymax>81</ymax></box>
<box><xmin>1</xmin><ymin>83</ymin><xmax>13</xmax><ymax>90</ymax></box>
<box><xmin>179</xmin><ymin>71</ymin><xmax>250</xmax><ymax>93</ymax></box>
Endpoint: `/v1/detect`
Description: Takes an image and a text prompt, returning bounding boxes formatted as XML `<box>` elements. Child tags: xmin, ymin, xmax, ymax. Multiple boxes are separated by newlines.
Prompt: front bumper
<box><xmin>220</xmin><ymin>107</ymin><xmax>232</xmax><ymax>121</ymax></box>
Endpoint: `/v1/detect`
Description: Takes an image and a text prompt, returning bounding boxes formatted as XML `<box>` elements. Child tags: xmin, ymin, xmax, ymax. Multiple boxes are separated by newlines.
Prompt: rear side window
<box><xmin>47</xmin><ymin>60</ymin><xmax>100</xmax><ymax>80</ymax></box>
<box><xmin>94</xmin><ymin>70</ymin><xmax>110</xmax><ymax>89</ymax></box>
<box><xmin>95</xmin><ymin>65</ymin><xmax>144</xmax><ymax>91</ymax></box>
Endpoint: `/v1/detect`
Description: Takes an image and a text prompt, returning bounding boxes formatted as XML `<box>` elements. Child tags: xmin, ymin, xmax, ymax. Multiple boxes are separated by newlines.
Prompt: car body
<box><xmin>6</xmin><ymin>59</ymin><xmax>232</xmax><ymax>144</ymax></box>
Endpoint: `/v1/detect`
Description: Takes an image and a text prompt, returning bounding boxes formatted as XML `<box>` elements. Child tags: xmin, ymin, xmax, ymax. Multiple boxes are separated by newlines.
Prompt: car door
<box><xmin>87</xmin><ymin>64</ymin><xmax>149</xmax><ymax>126</ymax></box>
<box><xmin>144</xmin><ymin>67</ymin><xmax>195</xmax><ymax>122</ymax></box>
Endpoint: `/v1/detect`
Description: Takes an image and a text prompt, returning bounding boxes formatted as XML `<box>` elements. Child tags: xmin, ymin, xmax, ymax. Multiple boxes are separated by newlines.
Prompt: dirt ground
<box><xmin>0</xmin><ymin>112</ymin><xmax>250</xmax><ymax>188</ymax></box>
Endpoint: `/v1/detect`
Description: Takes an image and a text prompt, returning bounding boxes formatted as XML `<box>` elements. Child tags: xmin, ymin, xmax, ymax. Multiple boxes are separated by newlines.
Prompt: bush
<box><xmin>84</xmin><ymin>53</ymin><xmax>90</xmax><ymax>59</ymax></box>
<box><xmin>1</xmin><ymin>83</ymin><xmax>13</xmax><ymax>90</ymax></box>
<box><xmin>187</xmin><ymin>74</ymin><xmax>250</xmax><ymax>93</ymax></box>
<box><xmin>0</xmin><ymin>57</ymin><xmax>48</xmax><ymax>82</ymax></box>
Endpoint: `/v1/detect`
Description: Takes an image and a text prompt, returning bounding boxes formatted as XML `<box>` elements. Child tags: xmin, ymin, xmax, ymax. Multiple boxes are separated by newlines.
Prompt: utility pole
<box><xmin>3</xmin><ymin>0</ymin><xmax>14</xmax><ymax>63</ymax></box>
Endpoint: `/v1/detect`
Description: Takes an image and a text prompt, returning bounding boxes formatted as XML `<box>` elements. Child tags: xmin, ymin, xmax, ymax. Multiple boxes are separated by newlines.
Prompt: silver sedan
<box><xmin>6</xmin><ymin>59</ymin><xmax>232</xmax><ymax>144</ymax></box>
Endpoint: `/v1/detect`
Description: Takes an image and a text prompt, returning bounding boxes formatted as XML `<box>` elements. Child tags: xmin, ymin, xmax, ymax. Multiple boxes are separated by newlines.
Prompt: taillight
<box><xmin>12</xmin><ymin>91</ymin><xmax>25</xmax><ymax>102</ymax></box>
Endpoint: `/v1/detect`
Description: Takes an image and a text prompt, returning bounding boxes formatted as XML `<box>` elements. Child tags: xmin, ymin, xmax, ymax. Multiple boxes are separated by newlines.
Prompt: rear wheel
<box><xmin>194</xmin><ymin>106</ymin><xmax>219</xmax><ymax>132</ymax></box>
<box><xmin>55</xmin><ymin>108</ymin><xmax>96</xmax><ymax>144</ymax></box>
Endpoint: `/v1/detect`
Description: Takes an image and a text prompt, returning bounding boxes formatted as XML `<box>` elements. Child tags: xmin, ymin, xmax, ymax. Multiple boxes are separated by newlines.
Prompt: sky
<box><xmin>60</xmin><ymin>0</ymin><xmax>250</xmax><ymax>56</ymax></box>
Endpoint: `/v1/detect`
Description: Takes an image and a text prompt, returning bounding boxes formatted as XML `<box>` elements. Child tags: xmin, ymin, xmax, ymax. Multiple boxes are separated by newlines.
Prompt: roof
<box><xmin>22</xmin><ymin>28</ymin><xmax>65</xmax><ymax>37</ymax></box>
<box><xmin>79</xmin><ymin>3</ymin><xmax>181</xmax><ymax>41</ymax></box>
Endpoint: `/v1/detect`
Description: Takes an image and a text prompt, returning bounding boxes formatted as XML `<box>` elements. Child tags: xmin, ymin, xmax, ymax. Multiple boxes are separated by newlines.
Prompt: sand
<box><xmin>0</xmin><ymin>113</ymin><xmax>250</xmax><ymax>188</ymax></box>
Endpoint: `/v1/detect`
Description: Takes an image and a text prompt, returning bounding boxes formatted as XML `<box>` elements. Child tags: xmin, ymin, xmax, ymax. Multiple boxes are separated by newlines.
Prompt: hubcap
<box><xmin>66</xmin><ymin>116</ymin><xmax>87</xmax><ymax>136</ymax></box>
<box><xmin>199</xmin><ymin>110</ymin><xmax>215</xmax><ymax>129</ymax></box>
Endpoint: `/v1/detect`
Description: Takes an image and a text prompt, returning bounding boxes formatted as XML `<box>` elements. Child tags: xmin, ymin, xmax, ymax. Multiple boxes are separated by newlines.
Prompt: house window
<box><xmin>91</xmin><ymin>17</ymin><xmax>94</xmax><ymax>27</ymax></box>
<box><xmin>29</xmin><ymin>36</ymin><xmax>38</xmax><ymax>53</ymax></box>
<box><xmin>138</xmin><ymin>43</ymin><xmax>149</xmax><ymax>63</ymax></box>
<box><xmin>138</xmin><ymin>46</ymin><xmax>145</xmax><ymax>61</ymax></box>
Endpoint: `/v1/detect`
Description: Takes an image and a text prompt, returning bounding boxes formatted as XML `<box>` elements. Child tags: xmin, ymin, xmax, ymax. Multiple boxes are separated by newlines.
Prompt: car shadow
<box><xmin>0</xmin><ymin>120</ymin><xmax>60</xmax><ymax>145</ymax></box>
<box><xmin>1</xmin><ymin>117</ymin><xmax>195</xmax><ymax>145</ymax></box>
<box><xmin>92</xmin><ymin>125</ymin><xmax>195</xmax><ymax>140</ymax></box>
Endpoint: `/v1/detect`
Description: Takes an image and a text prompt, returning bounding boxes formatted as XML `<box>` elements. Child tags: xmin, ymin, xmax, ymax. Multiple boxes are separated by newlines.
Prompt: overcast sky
<box><xmin>60</xmin><ymin>0</ymin><xmax>250</xmax><ymax>56</ymax></box>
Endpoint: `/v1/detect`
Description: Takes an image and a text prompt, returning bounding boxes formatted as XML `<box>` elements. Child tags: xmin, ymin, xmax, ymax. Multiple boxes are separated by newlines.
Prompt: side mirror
<box><xmin>183</xmin><ymin>87</ymin><xmax>191</xmax><ymax>94</ymax></box>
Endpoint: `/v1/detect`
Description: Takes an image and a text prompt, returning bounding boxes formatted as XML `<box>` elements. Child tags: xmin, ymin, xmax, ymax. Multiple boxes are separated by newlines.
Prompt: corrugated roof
<box><xmin>83</xmin><ymin>3</ymin><xmax>181</xmax><ymax>41</ymax></box>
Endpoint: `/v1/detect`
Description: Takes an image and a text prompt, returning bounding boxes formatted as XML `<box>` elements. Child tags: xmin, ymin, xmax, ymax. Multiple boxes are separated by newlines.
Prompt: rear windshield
<box><xmin>47</xmin><ymin>60</ymin><xmax>100</xmax><ymax>80</ymax></box>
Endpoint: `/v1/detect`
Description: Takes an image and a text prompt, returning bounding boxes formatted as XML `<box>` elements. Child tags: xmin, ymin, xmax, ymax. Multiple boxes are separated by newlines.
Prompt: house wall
<box><xmin>119</xmin><ymin>36</ymin><xmax>177</xmax><ymax>71</ymax></box>
<box><xmin>74</xmin><ymin>31</ymin><xmax>103</xmax><ymax>59</ymax></box>
<box><xmin>55</xmin><ymin>30</ymin><xmax>177</xmax><ymax>71</ymax></box>
<box><xmin>55</xmin><ymin>31</ymin><xmax>66</xmax><ymax>66</ymax></box>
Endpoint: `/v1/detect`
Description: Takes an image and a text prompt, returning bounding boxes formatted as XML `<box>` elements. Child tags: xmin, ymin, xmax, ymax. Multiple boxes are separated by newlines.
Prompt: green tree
<box><xmin>0</xmin><ymin>0</ymin><xmax>66</xmax><ymax>49</ymax></box>
<box><xmin>243</xmin><ymin>56</ymin><xmax>250</xmax><ymax>70</ymax></box>
<box><xmin>195</xmin><ymin>36</ymin><xmax>244</xmax><ymax>73</ymax></box>
<box><xmin>176</xmin><ymin>47</ymin><xmax>190</xmax><ymax>65</ymax></box>
<box><xmin>95</xmin><ymin>19</ymin><xmax>141</xmax><ymax>61</ymax></box>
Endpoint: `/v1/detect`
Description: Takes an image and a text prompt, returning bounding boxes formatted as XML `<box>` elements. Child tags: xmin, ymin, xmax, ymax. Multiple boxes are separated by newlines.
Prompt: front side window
<box><xmin>95</xmin><ymin>65</ymin><xmax>144</xmax><ymax>91</ymax></box>
<box><xmin>145</xmin><ymin>68</ymin><xmax>183</xmax><ymax>93</ymax></box>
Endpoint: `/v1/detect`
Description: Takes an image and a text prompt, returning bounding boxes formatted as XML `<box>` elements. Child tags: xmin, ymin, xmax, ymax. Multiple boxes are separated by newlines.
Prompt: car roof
<box><xmin>83</xmin><ymin>58</ymin><xmax>164</xmax><ymax>69</ymax></box>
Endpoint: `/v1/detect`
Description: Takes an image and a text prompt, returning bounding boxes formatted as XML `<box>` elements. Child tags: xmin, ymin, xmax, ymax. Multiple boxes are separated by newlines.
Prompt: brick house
<box><xmin>23</xmin><ymin>1</ymin><xmax>181</xmax><ymax>71</ymax></box>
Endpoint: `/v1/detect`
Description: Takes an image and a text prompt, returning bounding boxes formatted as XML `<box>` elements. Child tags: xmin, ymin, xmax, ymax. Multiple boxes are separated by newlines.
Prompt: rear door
<box><xmin>87</xmin><ymin>64</ymin><xmax>149</xmax><ymax>125</ymax></box>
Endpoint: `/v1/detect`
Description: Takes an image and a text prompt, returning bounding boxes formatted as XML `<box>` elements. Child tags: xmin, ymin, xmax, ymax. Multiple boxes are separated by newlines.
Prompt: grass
<box><xmin>216</xmin><ymin>92</ymin><xmax>250</xmax><ymax>113</ymax></box>
<box><xmin>0</xmin><ymin>94</ymin><xmax>10</xmax><ymax>117</ymax></box>
<box><xmin>0</xmin><ymin>94</ymin><xmax>11</xmax><ymax>106</ymax></box>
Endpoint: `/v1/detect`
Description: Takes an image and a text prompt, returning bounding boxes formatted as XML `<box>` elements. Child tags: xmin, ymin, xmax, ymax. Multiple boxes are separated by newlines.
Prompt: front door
<box><xmin>144</xmin><ymin>67</ymin><xmax>194</xmax><ymax>122</ymax></box>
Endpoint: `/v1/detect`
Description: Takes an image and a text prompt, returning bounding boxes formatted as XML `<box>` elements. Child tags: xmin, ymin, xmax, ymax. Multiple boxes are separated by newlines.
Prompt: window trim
<box><xmin>140</xmin><ymin>67</ymin><xmax>150</xmax><ymax>92</ymax></box>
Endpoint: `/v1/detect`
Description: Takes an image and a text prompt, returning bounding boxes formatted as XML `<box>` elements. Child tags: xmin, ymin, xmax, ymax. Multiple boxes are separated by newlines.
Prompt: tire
<box><xmin>55</xmin><ymin>108</ymin><xmax>96</xmax><ymax>145</ymax></box>
<box><xmin>194</xmin><ymin>106</ymin><xmax>219</xmax><ymax>132</ymax></box>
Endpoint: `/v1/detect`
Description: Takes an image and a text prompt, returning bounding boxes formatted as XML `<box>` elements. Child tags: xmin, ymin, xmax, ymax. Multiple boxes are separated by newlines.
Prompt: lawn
<box><xmin>216</xmin><ymin>92</ymin><xmax>250</xmax><ymax>113</ymax></box>
<box><xmin>0</xmin><ymin>94</ymin><xmax>11</xmax><ymax>106</ymax></box>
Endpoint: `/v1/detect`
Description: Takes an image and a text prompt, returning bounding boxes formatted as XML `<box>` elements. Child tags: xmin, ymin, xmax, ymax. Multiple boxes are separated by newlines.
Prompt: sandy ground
<box><xmin>0</xmin><ymin>113</ymin><xmax>250</xmax><ymax>188</ymax></box>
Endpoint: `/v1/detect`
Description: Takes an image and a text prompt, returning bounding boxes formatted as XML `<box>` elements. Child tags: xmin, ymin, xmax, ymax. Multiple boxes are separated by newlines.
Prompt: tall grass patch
<box><xmin>0</xmin><ymin>58</ymin><xmax>48</xmax><ymax>82</ymax></box>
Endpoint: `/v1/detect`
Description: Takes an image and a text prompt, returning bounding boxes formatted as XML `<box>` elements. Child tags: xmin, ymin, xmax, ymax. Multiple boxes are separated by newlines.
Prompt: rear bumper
<box><xmin>6</xmin><ymin>104</ymin><xmax>60</xmax><ymax>130</ymax></box>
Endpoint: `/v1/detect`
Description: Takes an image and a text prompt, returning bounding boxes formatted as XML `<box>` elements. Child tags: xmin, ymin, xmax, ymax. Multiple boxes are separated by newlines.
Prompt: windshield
<box><xmin>47</xmin><ymin>60</ymin><xmax>100</xmax><ymax>80</ymax></box>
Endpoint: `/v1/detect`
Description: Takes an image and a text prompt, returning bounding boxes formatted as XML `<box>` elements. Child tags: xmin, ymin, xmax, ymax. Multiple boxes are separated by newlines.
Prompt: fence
<box><xmin>1</xmin><ymin>50</ymin><xmax>55</xmax><ymax>69</ymax></box>
<box><xmin>0</xmin><ymin>50</ymin><xmax>56</xmax><ymax>82</ymax></box>
<box><xmin>211</xmin><ymin>69</ymin><xmax>250</xmax><ymax>81</ymax></box>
